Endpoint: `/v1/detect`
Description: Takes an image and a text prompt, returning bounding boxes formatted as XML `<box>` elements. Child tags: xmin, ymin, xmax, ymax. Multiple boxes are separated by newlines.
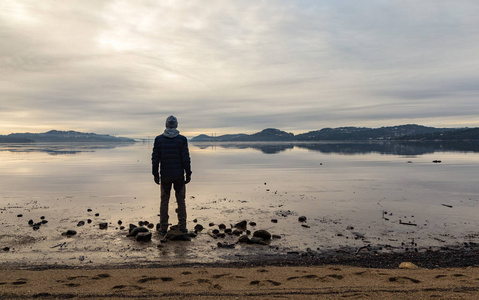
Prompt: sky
<box><xmin>1</xmin><ymin>0</ymin><xmax>479</xmax><ymax>138</ymax></box>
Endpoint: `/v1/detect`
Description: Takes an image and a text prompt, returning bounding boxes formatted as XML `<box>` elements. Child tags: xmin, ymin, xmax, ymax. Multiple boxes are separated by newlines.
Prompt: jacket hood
<box><xmin>163</xmin><ymin>128</ymin><xmax>180</xmax><ymax>138</ymax></box>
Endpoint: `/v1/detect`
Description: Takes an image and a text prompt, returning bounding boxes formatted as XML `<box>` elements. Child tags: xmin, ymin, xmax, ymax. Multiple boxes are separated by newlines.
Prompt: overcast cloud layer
<box><xmin>1</xmin><ymin>0</ymin><xmax>478</xmax><ymax>137</ymax></box>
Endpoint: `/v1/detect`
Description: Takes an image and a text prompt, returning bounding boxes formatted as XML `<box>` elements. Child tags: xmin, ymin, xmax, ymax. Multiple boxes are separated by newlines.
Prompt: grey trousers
<box><xmin>160</xmin><ymin>178</ymin><xmax>186</xmax><ymax>232</ymax></box>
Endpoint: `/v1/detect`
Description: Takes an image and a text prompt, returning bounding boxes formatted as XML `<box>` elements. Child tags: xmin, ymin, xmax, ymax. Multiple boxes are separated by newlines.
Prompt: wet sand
<box><xmin>2</xmin><ymin>264</ymin><xmax>479</xmax><ymax>299</ymax></box>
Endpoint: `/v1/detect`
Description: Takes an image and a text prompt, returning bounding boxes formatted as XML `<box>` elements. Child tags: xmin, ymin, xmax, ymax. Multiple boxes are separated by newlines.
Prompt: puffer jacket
<box><xmin>151</xmin><ymin>134</ymin><xmax>192</xmax><ymax>181</ymax></box>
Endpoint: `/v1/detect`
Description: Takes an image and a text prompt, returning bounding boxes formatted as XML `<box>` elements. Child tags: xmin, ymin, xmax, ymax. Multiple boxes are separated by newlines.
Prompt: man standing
<box><xmin>152</xmin><ymin>115</ymin><xmax>192</xmax><ymax>236</ymax></box>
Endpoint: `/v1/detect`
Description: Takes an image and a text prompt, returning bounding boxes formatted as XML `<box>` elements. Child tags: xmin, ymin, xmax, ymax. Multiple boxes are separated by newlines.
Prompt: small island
<box><xmin>0</xmin><ymin>130</ymin><xmax>136</xmax><ymax>143</ymax></box>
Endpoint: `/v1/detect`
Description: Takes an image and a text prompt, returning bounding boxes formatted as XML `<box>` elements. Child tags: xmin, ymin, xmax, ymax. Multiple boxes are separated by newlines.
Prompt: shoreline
<box><xmin>2</xmin><ymin>245</ymin><xmax>479</xmax><ymax>271</ymax></box>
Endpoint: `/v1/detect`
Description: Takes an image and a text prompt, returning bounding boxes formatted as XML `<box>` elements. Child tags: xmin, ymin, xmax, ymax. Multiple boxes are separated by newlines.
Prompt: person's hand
<box><xmin>154</xmin><ymin>175</ymin><xmax>160</xmax><ymax>185</ymax></box>
<box><xmin>185</xmin><ymin>174</ymin><xmax>191</xmax><ymax>184</ymax></box>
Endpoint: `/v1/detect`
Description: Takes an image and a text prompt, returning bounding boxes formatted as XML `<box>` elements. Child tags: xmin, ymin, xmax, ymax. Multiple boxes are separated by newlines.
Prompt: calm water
<box><xmin>1</xmin><ymin>141</ymin><xmax>478</xmax><ymax>266</ymax></box>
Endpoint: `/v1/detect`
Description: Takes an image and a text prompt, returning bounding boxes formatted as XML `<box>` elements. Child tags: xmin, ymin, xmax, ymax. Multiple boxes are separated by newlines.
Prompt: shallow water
<box><xmin>1</xmin><ymin>141</ymin><xmax>478</xmax><ymax>267</ymax></box>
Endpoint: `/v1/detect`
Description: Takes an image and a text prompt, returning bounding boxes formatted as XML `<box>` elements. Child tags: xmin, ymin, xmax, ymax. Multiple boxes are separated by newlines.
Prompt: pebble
<box><xmin>99</xmin><ymin>222</ymin><xmax>108</xmax><ymax>230</ymax></box>
<box><xmin>136</xmin><ymin>232</ymin><xmax>152</xmax><ymax>242</ymax></box>
<box><xmin>298</xmin><ymin>216</ymin><xmax>307</xmax><ymax>222</ymax></box>
<box><xmin>253</xmin><ymin>230</ymin><xmax>271</xmax><ymax>240</ymax></box>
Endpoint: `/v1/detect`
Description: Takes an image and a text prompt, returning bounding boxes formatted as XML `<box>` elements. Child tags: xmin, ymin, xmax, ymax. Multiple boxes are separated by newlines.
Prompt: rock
<box><xmin>298</xmin><ymin>216</ymin><xmax>307</xmax><ymax>222</ymax></box>
<box><xmin>77</xmin><ymin>221</ymin><xmax>85</xmax><ymax>227</ymax></box>
<box><xmin>250</xmin><ymin>237</ymin><xmax>268</xmax><ymax>245</ymax></box>
<box><xmin>249</xmin><ymin>222</ymin><xmax>256</xmax><ymax>227</ymax></box>
<box><xmin>224</xmin><ymin>228</ymin><xmax>232</xmax><ymax>234</ymax></box>
<box><xmin>87</xmin><ymin>208</ymin><xmax>92</xmax><ymax>212</ymax></box>
<box><xmin>272</xmin><ymin>234</ymin><xmax>281</xmax><ymax>239</ymax></box>
<box><xmin>218</xmin><ymin>224</ymin><xmax>226</xmax><ymax>230</ymax></box>
<box><xmin>127</xmin><ymin>226</ymin><xmax>149</xmax><ymax>237</ymax></box>
<box><xmin>87</xmin><ymin>219</ymin><xmax>92</xmax><ymax>224</ymax></box>
<box><xmin>217</xmin><ymin>242</ymin><xmax>235</xmax><ymax>249</ymax></box>
<box><xmin>40</xmin><ymin>216</ymin><xmax>45</xmax><ymax>220</ymax></box>
<box><xmin>138</xmin><ymin>221</ymin><xmax>145</xmax><ymax>226</ymax></box>
<box><xmin>194</xmin><ymin>224</ymin><xmax>204</xmax><ymax>231</ymax></box>
<box><xmin>147</xmin><ymin>223</ymin><xmax>154</xmax><ymax>229</ymax></box>
<box><xmin>234</xmin><ymin>220</ymin><xmax>247</xmax><ymax>229</ymax></box>
<box><xmin>41</xmin><ymin>220</ymin><xmax>48</xmax><ymax>224</ymax></box>
<box><xmin>32</xmin><ymin>224</ymin><xmax>40</xmax><ymax>231</ymax></box>
<box><xmin>28</xmin><ymin>220</ymin><xmax>34</xmax><ymax>226</ymax></box>
<box><xmin>253</xmin><ymin>230</ymin><xmax>271</xmax><ymax>240</ymax></box>
<box><xmin>271</xmin><ymin>219</ymin><xmax>278</xmax><ymax>223</ymax></box>
<box><xmin>212</xmin><ymin>229</ymin><xmax>220</xmax><ymax>234</ymax></box>
<box><xmin>95</xmin><ymin>213</ymin><xmax>100</xmax><ymax>217</ymax></box>
<box><xmin>165</xmin><ymin>229</ymin><xmax>190</xmax><ymax>241</ymax></box>
<box><xmin>216</xmin><ymin>233</ymin><xmax>226</xmax><ymax>238</ymax></box>
<box><xmin>209</xmin><ymin>222</ymin><xmax>215</xmax><ymax>227</ymax></box>
<box><xmin>99</xmin><ymin>222</ymin><xmax>108</xmax><ymax>230</ymax></box>
<box><xmin>118</xmin><ymin>220</ymin><xmax>122</xmax><ymax>225</ymax></box>
<box><xmin>2</xmin><ymin>247</ymin><xmax>9</xmax><ymax>252</ymax></box>
<box><xmin>232</xmin><ymin>229</ymin><xmax>243</xmax><ymax>236</ymax></box>
<box><xmin>17</xmin><ymin>214</ymin><xmax>23</xmax><ymax>218</ymax></box>
<box><xmin>136</xmin><ymin>232</ymin><xmax>152</xmax><ymax>242</ymax></box>
<box><xmin>346</xmin><ymin>226</ymin><xmax>354</xmax><ymax>230</ymax></box>
<box><xmin>193</xmin><ymin>218</ymin><xmax>198</xmax><ymax>223</ymax></box>
<box><xmin>129</xmin><ymin>224</ymin><xmax>137</xmax><ymax>233</ymax></box>
<box><xmin>301</xmin><ymin>224</ymin><xmax>310</xmax><ymax>228</ymax></box>
<box><xmin>399</xmin><ymin>262</ymin><xmax>419</xmax><ymax>269</ymax></box>
<box><xmin>119</xmin><ymin>226</ymin><xmax>125</xmax><ymax>230</ymax></box>
<box><xmin>238</xmin><ymin>235</ymin><xmax>251</xmax><ymax>244</ymax></box>
<box><xmin>62</xmin><ymin>230</ymin><xmax>77</xmax><ymax>237</ymax></box>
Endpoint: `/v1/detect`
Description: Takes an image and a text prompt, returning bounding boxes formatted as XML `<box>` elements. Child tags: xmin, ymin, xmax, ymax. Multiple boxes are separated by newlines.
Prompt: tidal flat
<box><xmin>1</xmin><ymin>141</ymin><xmax>479</xmax><ymax>268</ymax></box>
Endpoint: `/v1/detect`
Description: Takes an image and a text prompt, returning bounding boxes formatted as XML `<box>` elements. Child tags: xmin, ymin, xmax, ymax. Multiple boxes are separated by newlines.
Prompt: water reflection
<box><xmin>0</xmin><ymin>142</ymin><xmax>135</xmax><ymax>155</ymax></box>
<box><xmin>192</xmin><ymin>141</ymin><xmax>479</xmax><ymax>155</ymax></box>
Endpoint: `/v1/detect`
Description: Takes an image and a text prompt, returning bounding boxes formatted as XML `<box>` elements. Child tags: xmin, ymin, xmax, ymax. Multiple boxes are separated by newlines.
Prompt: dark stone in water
<box><xmin>212</xmin><ymin>229</ymin><xmax>220</xmax><ymax>234</ymax></box>
<box><xmin>193</xmin><ymin>218</ymin><xmax>198</xmax><ymax>223</ymax></box>
<box><xmin>17</xmin><ymin>214</ymin><xmax>23</xmax><ymax>218</ymax></box>
<box><xmin>246</xmin><ymin>230</ymin><xmax>251</xmax><ymax>235</ymax></box>
<box><xmin>119</xmin><ymin>226</ymin><xmax>125</xmax><ymax>230</ymax></box>
<box><xmin>234</xmin><ymin>221</ymin><xmax>247</xmax><ymax>229</ymax></box>
<box><xmin>62</xmin><ymin>230</ymin><xmax>77</xmax><ymax>237</ymax></box>
<box><xmin>272</xmin><ymin>234</ymin><xmax>281</xmax><ymax>239</ymax></box>
<box><xmin>138</xmin><ymin>221</ymin><xmax>145</xmax><ymax>226</ymax></box>
<box><xmin>238</xmin><ymin>235</ymin><xmax>251</xmax><ymax>244</ymax></box>
<box><xmin>2</xmin><ymin>247</ymin><xmax>9</xmax><ymax>252</ymax></box>
<box><xmin>217</xmin><ymin>242</ymin><xmax>235</xmax><ymax>249</ymax></box>
<box><xmin>41</xmin><ymin>220</ymin><xmax>48</xmax><ymax>224</ymax></box>
<box><xmin>147</xmin><ymin>223</ymin><xmax>154</xmax><ymax>229</ymax></box>
<box><xmin>298</xmin><ymin>216</ymin><xmax>307</xmax><ymax>222</ymax></box>
<box><xmin>165</xmin><ymin>229</ymin><xmax>191</xmax><ymax>241</ymax></box>
<box><xmin>301</xmin><ymin>224</ymin><xmax>310</xmax><ymax>228</ymax></box>
<box><xmin>194</xmin><ymin>224</ymin><xmax>204</xmax><ymax>231</ymax></box>
<box><xmin>28</xmin><ymin>220</ymin><xmax>34</xmax><ymax>226</ymax></box>
<box><xmin>99</xmin><ymin>222</ymin><xmax>108</xmax><ymax>230</ymax></box>
<box><xmin>118</xmin><ymin>220</ymin><xmax>122</xmax><ymax>225</ymax></box>
<box><xmin>32</xmin><ymin>224</ymin><xmax>40</xmax><ymax>231</ymax></box>
<box><xmin>271</xmin><ymin>219</ymin><xmax>278</xmax><ymax>223</ymax></box>
<box><xmin>250</xmin><ymin>237</ymin><xmax>268</xmax><ymax>245</ymax></box>
<box><xmin>136</xmin><ymin>232</ymin><xmax>152</xmax><ymax>242</ymax></box>
<box><xmin>87</xmin><ymin>219</ymin><xmax>92</xmax><ymax>224</ymax></box>
<box><xmin>127</xmin><ymin>226</ymin><xmax>149</xmax><ymax>237</ymax></box>
<box><xmin>232</xmin><ymin>229</ymin><xmax>243</xmax><ymax>236</ymax></box>
<box><xmin>95</xmin><ymin>213</ymin><xmax>100</xmax><ymax>217</ymax></box>
<box><xmin>129</xmin><ymin>224</ymin><xmax>137</xmax><ymax>233</ymax></box>
<box><xmin>225</xmin><ymin>228</ymin><xmax>232</xmax><ymax>234</ymax></box>
<box><xmin>253</xmin><ymin>230</ymin><xmax>271</xmax><ymax>240</ymax></box>
<box><xmin>249</xmin><ymin>222</ymin><xmax>257</xmax><ymax>227</ymax></box>
<box><xmin>216</xmin><ymin>233</ymin><xmax>226</xmax><ymax>238</ymax></box>
<box><xmin>218</xmin><ymin>224</ymin><xmax>226</xmax><ymax>230</ymax></box>
<box><xmin>87</xmin><ymin>209</ymin><xmax>92</xmax><ymax>212</ymax></box>
<box><xmin>209</xmin><ymin>223</ymin><xmax>215</xmax><ymax>227</ymax></box>
<box><xmin>40</xmin><ymin>216</ymin><xmax>45</xmax><ymax>220</ymax></box>
<box><xmin>77</xmin><ymin>221</ymin><xmax>85</xmax><ymax>227</ymax></box>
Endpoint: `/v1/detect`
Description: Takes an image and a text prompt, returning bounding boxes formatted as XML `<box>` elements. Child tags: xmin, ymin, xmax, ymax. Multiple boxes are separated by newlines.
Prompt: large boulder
<box><xmin>253</xmin><ymin>230</ymin><xmax>271</xmax><ymax>240</ymax></box>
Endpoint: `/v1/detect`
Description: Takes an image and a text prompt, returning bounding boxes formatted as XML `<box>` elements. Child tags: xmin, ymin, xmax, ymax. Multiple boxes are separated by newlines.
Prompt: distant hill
<box><xmin>396</xmin><ymin>127</ymin><xmax>479</xmax><ymax>141</ymax></box>
<box><xmin>191</xmin><ymin>128</ymin><xmax>294</xmax><ymax>142</ymax></box>
<box><xmin>1</xmin><ymin>130</ymin><xmax>136</xmax><ymax>143</ymax></box>
<box><xmin>191</xmin><ymin>125</ymin><xmax>476</xmax><ymax>142</ymax></box>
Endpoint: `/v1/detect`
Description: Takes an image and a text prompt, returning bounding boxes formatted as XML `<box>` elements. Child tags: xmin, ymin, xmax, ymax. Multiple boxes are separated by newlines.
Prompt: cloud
<box><xmin>1</xmin><ymin>0</ymin><xmax>479</xmax><ymax>136</ymax></box>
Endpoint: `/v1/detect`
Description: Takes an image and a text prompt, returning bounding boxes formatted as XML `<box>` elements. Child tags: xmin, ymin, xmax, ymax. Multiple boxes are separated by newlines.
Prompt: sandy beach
<box><xmin>2</xmin><ymin>264</ymin><xmax>479</xmax><ymax>299</ymax></box>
